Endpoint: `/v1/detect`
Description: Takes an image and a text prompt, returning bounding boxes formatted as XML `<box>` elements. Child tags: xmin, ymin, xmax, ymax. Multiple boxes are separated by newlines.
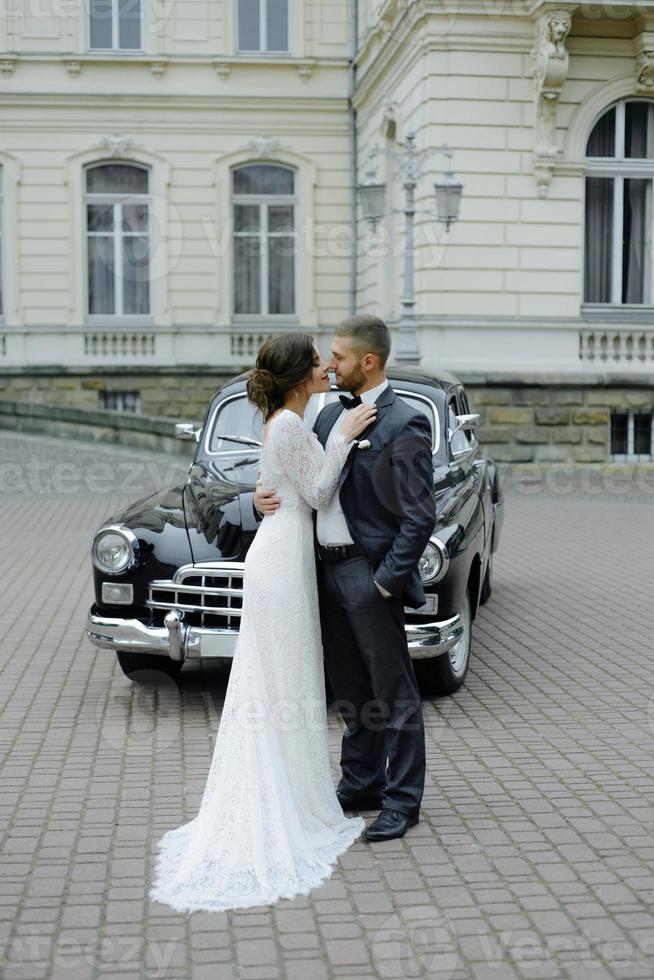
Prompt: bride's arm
<box><xmin>270</xmin><ymin>411</ymin><xmax>353</xmax><ymax>511</ymax></box>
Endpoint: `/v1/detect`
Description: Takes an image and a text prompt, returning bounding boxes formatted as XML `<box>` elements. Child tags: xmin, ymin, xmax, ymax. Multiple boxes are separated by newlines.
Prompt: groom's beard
<box><xmin>335</xmin><ymin>365</ymin><xmax>366</xmax><ymax>394</ymax></box>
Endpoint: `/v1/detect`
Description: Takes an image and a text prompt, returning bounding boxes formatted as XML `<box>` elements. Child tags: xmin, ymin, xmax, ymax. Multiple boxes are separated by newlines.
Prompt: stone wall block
<box><xmin>482</xmin><ymin>444</ymin><xmax>535</xmax><ymax>462</ymax></box>
<box><xmin>514</xmin><ymin>426</ymin><xmax>544</xmax><ymax>444</ymax></box>
<box><xmin>550</xmin><ymin>389</ymin><xmax>584</xmax><ymax>405</ymax></box>
<box><xmin>534</xmin><ymin>408</ymin><xmax>571</xmax><ymax>425</ymax></box>
<box><xmin>466</xmin><ymin>388</ymin><xmax>513</xmax><ymax>406</ymax></box>
<box><xmin>572</xmin><ymin>409</ymin><xmax>609</xmax><ymax>425</ymax></box>
<box><xmin>573</xmin><ymin>445</ymin><xmax>609</xmax><ymax>463</ymax></box>
<box><xmin>552</xmin><ymin>426</ymin><xmax>582</xmax><ymax>444</ymax></box>
<box><xmin>488</xmin><ymin>407</ymin><xmax>534</xmax><ymax>425</ymax></box>
<box><xmin>513</xmin><ymin>389</ymin><xmax>551</xmax><ymax>407</ymax></box>
<box><xmin>477</xmin><ymin>426</ymin><xmax>512</xmax><ymax>444</ymax></box>
<box><xmin>587</xmin><ymin>390</ymin><xmax>630</xmax><ymax>407</ymax></box>
<box><xmin>534</xmin><ymin>445</ymin><xmax>572</xmax><ymax>462</ymax></box>
<box><xmin>625</xmin><ymin>390</ymin><xmax>654</xmax><ymax>408</ymax></box>
<box><xmin>586</xmin><ymin>427</ymin><xmax>609</xmax><ymax>445</ymax></box>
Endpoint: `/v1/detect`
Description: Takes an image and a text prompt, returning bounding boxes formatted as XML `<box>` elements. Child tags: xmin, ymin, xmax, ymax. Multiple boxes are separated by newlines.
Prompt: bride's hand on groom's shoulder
<box><xmin>254</xmin><ymin>482</ymin><xmax>281</xmax><ymax>516</ymax></box>
<box><xmin>339</xmin><ymin>403</ymin><xmax>377</xmax><ymax>443</ymax></box>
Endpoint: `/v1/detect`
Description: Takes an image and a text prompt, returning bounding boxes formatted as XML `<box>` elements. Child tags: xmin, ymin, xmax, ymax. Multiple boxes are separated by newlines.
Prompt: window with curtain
<box><xmin>85</xmin><ymin>162</ymin><xmax>151</xmax><ymax>317</ymax></box>
<box><xmin>237</xmin><ymin>0</ymin><xmax>289</xmax><ymax>52</ymax></box>
<box><xmin>89</xmin><ymin>0</ymin><xmax>141</xmax><ymax>50</ymax></box>
<box><xmin>232</xmin><ymin>163</ymin><xmax>296</xmax><ymax>317</ymax></box>
<box><xmin>584</xmin><ymin>99</ymin><xmax>654</xmax><ymax>305</ymax></box>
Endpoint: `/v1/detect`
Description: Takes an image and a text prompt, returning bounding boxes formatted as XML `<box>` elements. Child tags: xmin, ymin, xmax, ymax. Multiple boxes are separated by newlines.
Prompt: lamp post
<box><xmin>356</xmin><ymin>132</ymin><xmax>463</xmax><ymax>366</ymax></box>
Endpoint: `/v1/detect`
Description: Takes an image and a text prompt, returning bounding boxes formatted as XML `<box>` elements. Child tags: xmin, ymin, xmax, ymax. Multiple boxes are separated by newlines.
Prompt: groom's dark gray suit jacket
<box><xmin>313</xmin><ymin>384</ymin><xmax>436</xmax><ymax>609</ymax></box>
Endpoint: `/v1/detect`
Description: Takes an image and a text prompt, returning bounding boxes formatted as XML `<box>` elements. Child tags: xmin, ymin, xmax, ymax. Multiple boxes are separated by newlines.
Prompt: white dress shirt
<box><xmin>316</xmin><ymin>378</ymin><xmax>389</xmax><ymax>548</ymax></box>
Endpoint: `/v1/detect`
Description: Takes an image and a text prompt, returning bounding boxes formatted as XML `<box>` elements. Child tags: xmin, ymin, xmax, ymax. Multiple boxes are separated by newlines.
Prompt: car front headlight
<box><xmin>418</xmin><ymin>537</ymin><xmax>449</xmax><ymax>585</ymax></box>
<box><xmin>91</xmin><ymin>526</ymin><xmax>138</xmax><ymax>574</ymax></box>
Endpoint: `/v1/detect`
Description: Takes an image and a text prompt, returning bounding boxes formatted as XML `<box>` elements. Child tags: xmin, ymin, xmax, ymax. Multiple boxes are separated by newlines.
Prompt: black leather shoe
<box><xmin>363</xmin><ymin>807</ymin><xmax>419</xmax><ymax>842</ymax></box>
<box><xmin>337</xmin><ymin>791</ymin><xmax>384</xmax><ymax>812</ymax></box>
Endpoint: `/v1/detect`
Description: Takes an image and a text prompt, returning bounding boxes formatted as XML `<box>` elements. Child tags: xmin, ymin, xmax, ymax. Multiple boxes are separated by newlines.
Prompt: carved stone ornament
<box><xmin>296</xmin><ymin>61</ymin><xmax>315</xmax><ymax>82</ymax></box>
<box><xmin>380</xmin><ymin>97</ymin><xmax>399</xmax><ymax>140</ymax></box>
<box><xmin>0</xmin><ymin>56</ymin><xmax>17</xmax><ymax>77</ymax></box>
<box><xmin>242</xmin><ymin>137</ymin><xmax>288</xmax><ymax>159</ymax></box>
<box><xmin>530</xmin><ymin>8</ymin><xmax>572</xmax><ymax>197</ymax></box>
<box><xmin>64</xmin><ymin>60</ymin><xmax>82</xmax><ymax>76</ymax></box>
<box><xmin>95</xmin><ymin>135</ymin><xmax>140</xmax><ymax>158</ymax></box>
<box><xmin>635</xmin><ymin>51</ymin><xmax>654</xmax><ymax>93</ymax></box>
<box><xmin>213</xmin><ymin>61</ymin><xmax>232</xmax><ymax>80</ymax></box>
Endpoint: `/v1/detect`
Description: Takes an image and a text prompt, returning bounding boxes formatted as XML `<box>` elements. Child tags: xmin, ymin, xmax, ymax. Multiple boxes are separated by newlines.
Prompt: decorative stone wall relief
<box><xmin>530</xmin><ymin>7</ymin><xmax>573</xmax><ymax>197</ymax></box>
<box><xmin>635</xmin><ymin>51</ymin><xmax>654</xmax><ymax>93</ymax></box>
<box><xmin>95</xmin><ymin>135</ymin><xmax>140</xmax><ymax>158</ymax></box>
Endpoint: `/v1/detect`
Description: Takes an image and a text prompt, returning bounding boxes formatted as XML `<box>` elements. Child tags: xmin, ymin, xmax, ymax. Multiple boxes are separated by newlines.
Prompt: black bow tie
<box><xmin>339</xmin><ymin>394</ymin><xmax>363</xmax><ymax>409</ymax></box>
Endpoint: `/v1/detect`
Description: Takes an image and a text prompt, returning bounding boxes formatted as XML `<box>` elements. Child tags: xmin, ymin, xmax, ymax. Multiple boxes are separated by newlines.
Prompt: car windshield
<box><xmin>206</xmin><ymin>388</ymin><xmax>440</xmax><ymax>467</ymax></box>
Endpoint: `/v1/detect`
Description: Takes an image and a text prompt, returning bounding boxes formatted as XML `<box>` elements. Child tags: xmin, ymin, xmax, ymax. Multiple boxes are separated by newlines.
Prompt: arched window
<box><xmin>232</xmin><ymin>163</ymin><xmax>296</xmax><ymax>317</ymax></box>
<box><xmin>85</xmin><ymin>162</ymin><xmax>151</xmax><ymax>317</ymax></box>
<box><xmin>584</xmin><ymin>99</ymin><xmax>654</xmax><ymax>305</ymax></box>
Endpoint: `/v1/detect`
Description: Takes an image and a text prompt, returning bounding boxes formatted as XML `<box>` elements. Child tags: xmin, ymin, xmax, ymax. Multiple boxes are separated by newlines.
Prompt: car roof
<box><xmin>224</xmin><ymin>365</ymin><xmax>461</xmax><ymax>393</ymax></box>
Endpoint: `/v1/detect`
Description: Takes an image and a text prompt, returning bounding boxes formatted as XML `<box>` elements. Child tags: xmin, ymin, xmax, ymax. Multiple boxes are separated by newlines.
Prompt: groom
<box><xmin>254</xmin><ymin>315</ymin><xmax>435</xmax><ymax>841</ymax></box>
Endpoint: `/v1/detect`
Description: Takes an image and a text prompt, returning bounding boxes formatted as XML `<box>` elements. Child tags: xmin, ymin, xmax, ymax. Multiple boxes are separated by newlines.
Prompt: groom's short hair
<box><xmin>334</xmin><ymin>314</ymin><xmax>391</xmax><ymax>368</ymax></box>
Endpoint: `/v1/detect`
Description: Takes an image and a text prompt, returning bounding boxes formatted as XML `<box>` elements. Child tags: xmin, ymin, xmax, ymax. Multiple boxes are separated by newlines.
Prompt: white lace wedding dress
<box><xmin>149</xmin><ymin>408</ymin><xmax>365</xmax><ymax>915</ymax></box>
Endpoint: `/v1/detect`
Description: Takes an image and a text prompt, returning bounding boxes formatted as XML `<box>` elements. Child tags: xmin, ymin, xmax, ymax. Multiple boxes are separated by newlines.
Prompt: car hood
<box><xmin>97</xmin><ymin>482</ymin><xmax>194</xmax><ymax>579</ymax></box>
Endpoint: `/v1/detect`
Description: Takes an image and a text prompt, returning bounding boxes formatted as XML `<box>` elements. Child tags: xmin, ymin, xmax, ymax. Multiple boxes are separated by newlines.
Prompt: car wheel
<box><xmin>116</xmin><ymin>651</ymin><xmax>183</xmax><ymax>682</ymax></box>
<box><xmin>414</xmin><ymin>591</ymin><xmax>472</xmax><ymax>697</ymax></box>
<box><xmin>480</xmin><ymin>549</ymin><xmax>493</xmax><ymax>605</ymax></box>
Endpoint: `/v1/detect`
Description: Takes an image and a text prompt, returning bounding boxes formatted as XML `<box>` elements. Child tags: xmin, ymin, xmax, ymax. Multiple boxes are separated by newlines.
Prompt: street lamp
<box><xmin>356</xmin><ymin>132</ymin><xmax>463</xmax><ymax>365</ymax></box>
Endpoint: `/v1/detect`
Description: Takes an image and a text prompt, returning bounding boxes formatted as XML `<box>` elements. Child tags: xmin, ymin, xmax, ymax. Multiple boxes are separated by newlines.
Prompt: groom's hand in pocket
<box><xmin>254</xmin><ymin>483</ymin><xmax>281</xmax><ymax>519</ymax></box>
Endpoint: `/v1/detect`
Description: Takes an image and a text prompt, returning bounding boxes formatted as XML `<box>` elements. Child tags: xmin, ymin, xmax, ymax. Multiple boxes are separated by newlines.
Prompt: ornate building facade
<box><xmin>1</xmin><ymin>0</ymin><xmax>654</xmax><ymax>461</ymax></box>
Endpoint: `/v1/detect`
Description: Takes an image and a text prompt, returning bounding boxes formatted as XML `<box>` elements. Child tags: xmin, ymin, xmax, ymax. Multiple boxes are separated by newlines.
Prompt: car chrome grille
<box><xmin>147</xmin><ymin>562</ymin><xmax>244</xmax><ymax>630</ymax></box>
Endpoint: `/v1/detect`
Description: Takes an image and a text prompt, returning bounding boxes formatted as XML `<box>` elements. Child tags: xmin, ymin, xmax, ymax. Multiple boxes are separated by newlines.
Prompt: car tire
<box><xmin>480</xmin><ymin>549</ymin><xmax>493</xmax><ymax>605</ymax></box>
<box><xmin>413</xmin><ymin>590</ymin><xmax>472</xmax><ymax>697</ymax></box>
<box><xmin>116</xmin><ymin>651</ymin><xmax>183</xmax><ymax>682</ymax></box>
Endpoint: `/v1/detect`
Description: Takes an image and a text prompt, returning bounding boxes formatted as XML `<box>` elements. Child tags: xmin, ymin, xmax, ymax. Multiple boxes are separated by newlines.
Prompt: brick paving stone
<box><xmin>285</xmin><ymin>961</ymin><xmax>329</xmax><ymax>980</ymax></box>
<box><xmin>2</xmin><ymin>432</ymin><xmax>654</xmax><ymax>979</ymax></box>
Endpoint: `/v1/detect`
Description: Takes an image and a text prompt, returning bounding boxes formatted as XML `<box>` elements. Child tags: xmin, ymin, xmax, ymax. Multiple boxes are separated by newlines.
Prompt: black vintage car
<box><xmin>86</xmin><ymin>368</ymin><xmax>504</xmax><ymax>696</ymax></box>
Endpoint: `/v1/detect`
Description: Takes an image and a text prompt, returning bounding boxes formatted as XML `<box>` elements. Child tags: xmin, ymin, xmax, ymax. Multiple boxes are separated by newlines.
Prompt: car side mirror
<box><xmin>449</xmin><ymin>413</ymin><xmax>481</xmax><ymax>438</ymax></box>
<box><xmin>175</xmin><ymin>422</ymin><xmax>202</xmax><ymax>442</ymax></box>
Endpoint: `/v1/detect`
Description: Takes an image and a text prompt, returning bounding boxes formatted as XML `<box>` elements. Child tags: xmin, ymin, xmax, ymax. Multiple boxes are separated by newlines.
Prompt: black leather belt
<box><xmin>317</xmin><ymin>543</ymin><xmax>365</xmax><ymax>562</ymax></box>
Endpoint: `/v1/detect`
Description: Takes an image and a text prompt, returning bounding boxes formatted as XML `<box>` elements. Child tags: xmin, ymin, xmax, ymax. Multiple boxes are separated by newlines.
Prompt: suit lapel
<box><xmin>338</xmin><ymin>382</ymin><xmax>396</xmax><ymax>488</ymax></box>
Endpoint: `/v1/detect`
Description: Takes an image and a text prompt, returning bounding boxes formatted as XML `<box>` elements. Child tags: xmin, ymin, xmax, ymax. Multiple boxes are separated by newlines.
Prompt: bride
<box><xmin>149</xmin><ymin>332</ymin><xmax>376</xmax><ymax>915</ymax></box>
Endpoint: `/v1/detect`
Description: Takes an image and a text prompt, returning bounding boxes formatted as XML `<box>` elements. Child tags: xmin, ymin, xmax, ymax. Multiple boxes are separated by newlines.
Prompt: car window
<box><xmin>207</xmin><ymin>395</ymin><xmax>265</xmax><ymax>453</ymax></box>
<box><xmin>207</xmin><ymin>388</ymin><xmax>440</xmax><ymax>464</ymax></box>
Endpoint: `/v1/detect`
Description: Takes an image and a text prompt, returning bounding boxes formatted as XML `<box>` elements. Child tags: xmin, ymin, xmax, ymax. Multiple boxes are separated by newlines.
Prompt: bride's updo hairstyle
<box><xmin>246</xmin><ymin>332</ymin><xmax>316</xmax><ymax>422</ymax></box>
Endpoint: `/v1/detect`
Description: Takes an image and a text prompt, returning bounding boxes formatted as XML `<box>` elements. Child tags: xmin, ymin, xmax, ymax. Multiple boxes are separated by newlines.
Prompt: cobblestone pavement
<box><xmin>1</xmin><ymin>430</ymin><xmax>653</xmax><ymax>980</ymax></box>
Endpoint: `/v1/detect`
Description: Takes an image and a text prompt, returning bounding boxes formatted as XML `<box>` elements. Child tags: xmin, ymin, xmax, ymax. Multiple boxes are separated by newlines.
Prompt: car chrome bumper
<box><xmin>406</xmin><ymin>614</ymin><xmax>463</xmax><ymax>659</ymax></box>
<box><xmin>86</xmin><ymin>608</ymin><xmax>238</xmax><ymax>661</ymax></box>
<box><xmin>87</xmin><ymin>607</ymin><xmax>463</xmax><ymax>663</ymax></box>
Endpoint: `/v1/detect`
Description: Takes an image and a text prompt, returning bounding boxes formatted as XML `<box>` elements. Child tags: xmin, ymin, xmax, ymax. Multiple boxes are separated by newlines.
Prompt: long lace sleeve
<box><xmin>269</xmin><ymin>410</ymin><xmax>352</xmax><ymax>511</ymax></box>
